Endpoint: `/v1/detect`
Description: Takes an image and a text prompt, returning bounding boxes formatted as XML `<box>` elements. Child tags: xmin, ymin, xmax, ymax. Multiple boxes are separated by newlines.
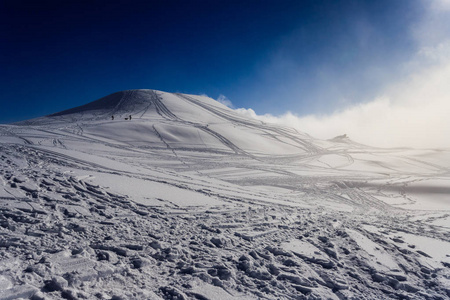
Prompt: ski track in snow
<box><xmin>0</xmin><ymin>89</ymin><xmax>450</xmax><ymax>299</ymax></box>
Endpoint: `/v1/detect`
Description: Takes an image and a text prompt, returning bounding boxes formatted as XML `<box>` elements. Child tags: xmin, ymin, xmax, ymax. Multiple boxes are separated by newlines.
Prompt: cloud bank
<box><xmin>234</xmin><ymin>0</ymin><xmax>450</xmax><ymax>149</ymax></box>
<box><xmin>235</xmin><ymin>59</ymin><xmax>450</xmax><ymax>148</ymax></box>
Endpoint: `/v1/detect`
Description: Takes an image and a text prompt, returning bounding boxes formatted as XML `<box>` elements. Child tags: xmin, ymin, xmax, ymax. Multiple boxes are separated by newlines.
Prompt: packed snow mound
<box><xmin>17</xmin><ymin>89</ymin><xmax>319</xmax><ymax>156</ymax></box>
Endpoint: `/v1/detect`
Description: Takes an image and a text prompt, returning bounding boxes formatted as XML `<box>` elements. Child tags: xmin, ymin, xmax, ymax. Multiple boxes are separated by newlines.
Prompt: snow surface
<box><xmin>0</xmin><ymin>89</ymin><xmax>449</xmax><ymax>299</ymax></box>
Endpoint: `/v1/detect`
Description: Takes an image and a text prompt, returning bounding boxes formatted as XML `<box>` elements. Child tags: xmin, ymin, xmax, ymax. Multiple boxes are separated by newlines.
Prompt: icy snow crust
<box><xmin>1</xmin><ymin>89</ymin><xmax>450</xmax><ymax>299</ymax></box>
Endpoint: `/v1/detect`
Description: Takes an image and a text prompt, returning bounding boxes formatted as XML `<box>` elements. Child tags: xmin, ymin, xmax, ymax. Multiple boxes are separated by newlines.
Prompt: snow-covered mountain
<box><xmin>1</xmin><ymin>89</ymin><xmax>449</xmax><ymax>299</ymax></box>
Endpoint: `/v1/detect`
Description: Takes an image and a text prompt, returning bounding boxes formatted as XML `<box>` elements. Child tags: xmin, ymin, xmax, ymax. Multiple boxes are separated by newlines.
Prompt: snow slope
<box><xmin>1</xmin><ymin>89</ymin><xmax>449</xmax><ymax>299</ymax></box>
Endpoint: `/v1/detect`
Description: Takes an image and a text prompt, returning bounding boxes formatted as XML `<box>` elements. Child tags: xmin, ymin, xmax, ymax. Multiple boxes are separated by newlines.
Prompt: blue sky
<box><xmin>1</xmin><ymin>0</ymin><xmax>449</xmax><ymax>148</ymax></box>
<box><xmin>0</xmin><ymin>0</ymin><xmax>418</xmax><ymax>121</ymax></box>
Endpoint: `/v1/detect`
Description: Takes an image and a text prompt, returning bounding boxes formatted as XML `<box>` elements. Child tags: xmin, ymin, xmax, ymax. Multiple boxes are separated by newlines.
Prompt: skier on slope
<box><xmin>111</xmin><ymin>115</ymin><xmax>114</xmax><ymax>120</ymax></box>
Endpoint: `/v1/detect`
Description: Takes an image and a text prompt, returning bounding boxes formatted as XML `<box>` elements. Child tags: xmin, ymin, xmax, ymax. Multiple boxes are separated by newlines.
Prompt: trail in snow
<box><xmin>1</xmin><ymin>89</ymin><xmax>449</xmax><ymax>299</ymax></box>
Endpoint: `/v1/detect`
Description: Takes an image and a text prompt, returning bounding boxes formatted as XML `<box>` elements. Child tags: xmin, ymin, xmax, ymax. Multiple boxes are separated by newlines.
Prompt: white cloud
<box><xmin>234</xmin><ymin>58</ymin><xmax>450</xmax><ymax>149</ymax></box>
<box><xmin>236</xmin><ymin>89</ymin><xmax>450</xmax><ymax>148</ymax></box>
<box><xmin>232</xmin><ymin>0</ymin><xmax>450</xmax><ymax>149</ymax></box>
<box><xmin>429</xmin><ymin>0</ymin><xmax>450</xmax><ymax>11</ymax></box>
<box><xmin>216</xmin><ymin>94</ymin><xmax>233</xmax><ymax>108</ymax></box>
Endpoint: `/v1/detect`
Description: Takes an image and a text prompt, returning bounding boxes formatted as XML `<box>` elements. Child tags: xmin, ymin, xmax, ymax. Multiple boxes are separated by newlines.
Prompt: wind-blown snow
<box><xmin>0</xmin><ymin>89</ymin><xmax>449</xmax><ymax>299</ymax></box>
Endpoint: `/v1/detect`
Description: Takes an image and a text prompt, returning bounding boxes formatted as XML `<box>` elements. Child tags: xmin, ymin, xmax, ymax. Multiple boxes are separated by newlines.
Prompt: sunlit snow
<box><xmin>0</xmin><ymin>89</ymin><xmax>449</xmax><ymax>299</ymax></box>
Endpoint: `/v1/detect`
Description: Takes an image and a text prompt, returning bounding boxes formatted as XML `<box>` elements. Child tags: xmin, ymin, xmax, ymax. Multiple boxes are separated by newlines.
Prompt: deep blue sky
<box><xmin>1</xmin><ymin>0</ymin><xmax>422</xmax><ymax>124</ymax></box>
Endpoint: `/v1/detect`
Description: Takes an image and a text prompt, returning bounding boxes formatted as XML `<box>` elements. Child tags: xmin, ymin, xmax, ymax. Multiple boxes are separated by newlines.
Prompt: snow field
<box><xmin>0</xmin><ymin>89</ymin><xmax>449</xmax><ymax>299</ymax></box>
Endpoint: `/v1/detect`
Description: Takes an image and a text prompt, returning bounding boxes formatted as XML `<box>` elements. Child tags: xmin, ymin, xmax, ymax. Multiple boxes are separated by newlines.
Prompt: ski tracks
<box><xmin>175</xmin><ymin>93</ymin><xmax>323</xmax><ymax>158</ymax></box>
<box><xmin>152</xmin><ymin>92</ymin><xmax>249</xmax><ymax>156</ymax></box>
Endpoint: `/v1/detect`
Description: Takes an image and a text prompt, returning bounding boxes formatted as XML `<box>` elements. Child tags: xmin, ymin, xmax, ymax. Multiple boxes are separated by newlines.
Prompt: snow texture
<box><xmin>0</xmin><ymin>89</ymin><xmax>449</xmax><ymax>299</ymax></box>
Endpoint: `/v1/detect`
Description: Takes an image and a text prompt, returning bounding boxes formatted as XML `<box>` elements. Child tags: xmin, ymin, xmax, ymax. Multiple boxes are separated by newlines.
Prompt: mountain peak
<box><xmin>50</xmin><ymin>89</ymin><xmax>155</xmax><ymax>117</ymax></box>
